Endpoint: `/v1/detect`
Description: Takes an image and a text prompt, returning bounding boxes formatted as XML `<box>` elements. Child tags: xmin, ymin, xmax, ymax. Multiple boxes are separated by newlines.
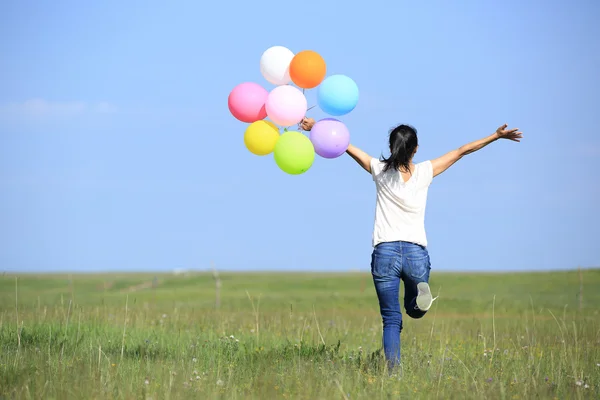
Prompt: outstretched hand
<box><xmin>495</xmin><ymin>124</ymin><xmax>523</xmax><ymax>142</ymax></box>
<box><xmin>300</xmin><ymin>117</ymin><xmax>315</xmax><ymax>131</ymax></box>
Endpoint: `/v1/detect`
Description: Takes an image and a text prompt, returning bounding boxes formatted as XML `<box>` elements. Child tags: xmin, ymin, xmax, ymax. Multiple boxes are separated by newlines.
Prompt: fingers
<box><xmin>498</xmin><ymin>125</ymin><xmax>522</xmax><ymax>137</ymax></box>
<box><xmin>299</xmin><ymin>117</ymin><xmax>315</xmax><ymax>131</ymax></box>
<box><xmin>509</xmin><ymin>132</ymin><xmax>523</xmax><ymax>142</ymax></box>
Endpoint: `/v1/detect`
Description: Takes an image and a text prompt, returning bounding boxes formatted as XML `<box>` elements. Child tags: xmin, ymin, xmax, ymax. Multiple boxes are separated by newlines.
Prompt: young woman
<box><xmin>301</xmin><ymin>119</ymin><xmax>523</xmax><ymax>369</ymax></box>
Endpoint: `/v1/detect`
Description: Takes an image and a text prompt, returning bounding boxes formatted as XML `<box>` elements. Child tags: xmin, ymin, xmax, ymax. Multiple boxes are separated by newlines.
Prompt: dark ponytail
<box><xmin>381</xmin><ymin>124</ymin><xmax>418</xmax><ymax>173</ymax></box>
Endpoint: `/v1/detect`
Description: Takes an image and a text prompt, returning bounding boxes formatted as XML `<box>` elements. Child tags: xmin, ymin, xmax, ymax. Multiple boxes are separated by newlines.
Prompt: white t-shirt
<box><xmin>370</xmin><ymin>158</ymin><xmax>434</xmax><ymax>247</ymax></box>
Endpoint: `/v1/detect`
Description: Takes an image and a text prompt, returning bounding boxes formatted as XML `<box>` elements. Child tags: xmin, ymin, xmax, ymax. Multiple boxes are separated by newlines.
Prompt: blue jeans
<box><xmin>371</xmin><ymin>241</ymin><xmax>432</xmax><ymax>369</ymax></box>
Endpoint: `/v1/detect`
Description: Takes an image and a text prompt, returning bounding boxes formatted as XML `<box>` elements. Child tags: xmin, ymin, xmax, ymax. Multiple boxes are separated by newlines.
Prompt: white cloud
<box><xmin>0</xmin><ymin>99</ymin><xmax>117</xmax><ymax>118</ymax></box>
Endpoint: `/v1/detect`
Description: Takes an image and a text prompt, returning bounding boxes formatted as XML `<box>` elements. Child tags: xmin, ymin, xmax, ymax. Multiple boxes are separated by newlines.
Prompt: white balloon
<box><xmin>260</xmin><ymin>46</ymin><xmax>294</xmax><ymax>86</ymax></box>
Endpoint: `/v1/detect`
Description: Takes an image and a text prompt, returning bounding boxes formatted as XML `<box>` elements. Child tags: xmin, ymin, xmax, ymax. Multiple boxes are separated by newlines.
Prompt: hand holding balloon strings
<box><xmin>297</xmin><ymin>105</ymin><xmax>317</xmax><ymax>131</ymax></box>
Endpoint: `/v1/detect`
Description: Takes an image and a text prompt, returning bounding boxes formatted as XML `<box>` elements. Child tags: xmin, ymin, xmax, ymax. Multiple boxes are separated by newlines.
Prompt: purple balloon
<box><xmin>309</xmin><ymin>118</ymin><xmax>350</xmax><ymax>159</ymax></box>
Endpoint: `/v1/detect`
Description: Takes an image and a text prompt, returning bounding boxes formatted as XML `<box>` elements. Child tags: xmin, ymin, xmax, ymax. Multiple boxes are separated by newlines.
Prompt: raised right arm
<box><xmin>431</xmin><ymin>124</ymin><xmax>523</xmax><ymax>178</ymax></box>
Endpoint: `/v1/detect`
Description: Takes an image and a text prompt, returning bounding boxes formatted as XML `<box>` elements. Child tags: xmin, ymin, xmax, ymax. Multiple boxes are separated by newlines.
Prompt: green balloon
<box><xmin>274</xmin><ymin>131</ymin><xmax>315</xmax><ymax>175</ymax></box>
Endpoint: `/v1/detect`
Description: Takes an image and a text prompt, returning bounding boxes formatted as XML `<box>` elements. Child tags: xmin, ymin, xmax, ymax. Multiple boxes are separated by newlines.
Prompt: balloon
<box><xmin>309</xmin><ymin>118</ymin><xmax>350</xmax><ymax>159</ymax></box>
<box><xmin>244</xmin><ymin>120</ymin><xmax>280</xmax><ymax>156</ymax></box>
<box><xmin>317</xmin><ymin>75</ymin><xmax>359</xmax><ymax>116</ymax></box>
<box><xmin>228</xmin><ymin>82</ymin><xmax>268</xmax><ymax>123</ymax></box>
<box><xmin>274</xmin><ymin>131</ymin><xmax>315</xmax><ymax>175</ymax></box>
<box><xmin>289</xmin><ymin>50</ymin><xmax>326</xmax><ymax>89</ymax></box>
<box><xmin>260</xmin><ymin>46</ymin><xmax>295</xmax><ymax>85</ymax></box>
<box><xmin>265</xmin><ymin>85</ymin><xmax>307</xmax><ymax>127</ymax></box>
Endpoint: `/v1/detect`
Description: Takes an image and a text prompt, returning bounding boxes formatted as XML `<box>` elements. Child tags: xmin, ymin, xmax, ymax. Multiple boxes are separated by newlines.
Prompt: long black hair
<box><xmin>381</xmin><ymin>124</ymin><xmax>418</xmax><ymax>173</ymax></box>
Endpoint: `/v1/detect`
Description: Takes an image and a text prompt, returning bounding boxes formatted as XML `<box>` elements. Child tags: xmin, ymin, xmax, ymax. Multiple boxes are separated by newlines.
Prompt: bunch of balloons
<box><xmin>228</xmin><ymin>46</ymin><xmax>359</xmax><ymax>175</ymax></box>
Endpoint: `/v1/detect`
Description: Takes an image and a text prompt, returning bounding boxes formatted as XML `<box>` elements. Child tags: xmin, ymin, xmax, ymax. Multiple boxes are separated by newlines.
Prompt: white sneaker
<box><xmin>416</xmin><ymin>282</ymin><xmax>438</xmax><ymax>311</ymax></box>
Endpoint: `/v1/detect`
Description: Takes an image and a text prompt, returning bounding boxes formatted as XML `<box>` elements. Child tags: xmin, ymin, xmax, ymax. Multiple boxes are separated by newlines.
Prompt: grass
<box><xmin>0</xmin><ymin>269</ymin><xmax>599</xmax><ymax>399</ymax></box>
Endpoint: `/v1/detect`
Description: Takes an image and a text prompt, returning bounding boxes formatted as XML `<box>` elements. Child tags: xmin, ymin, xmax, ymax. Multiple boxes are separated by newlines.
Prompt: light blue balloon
<box><xmin>317</xmin><ymin>75</ymin><xmax>359</xmax><ymax>116</ymax></box>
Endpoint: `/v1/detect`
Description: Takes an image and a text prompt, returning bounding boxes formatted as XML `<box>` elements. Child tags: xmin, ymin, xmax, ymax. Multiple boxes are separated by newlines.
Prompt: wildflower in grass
<box><xmin>216</xmin><ymin>379</ymin><xmax>224</xmax><ymax>386</ymax></box>
<box><xmin>192</xmin><ymin>358</ymin><xmax>197</xmax><ymax>363</ymax></box>
<box><xmin>230</xmin><ymin>335</ymin><xmax>235</xmax><ymax>339</ymax></box>
<box><xmin>486</xmin><ymin>378</ymin><xmax>493</xmax><ymax>383</ymax></box>
<box><xmin>162</xmin><ymin>314</ymin><xmax>167</xmax><ymax>318</ymax></box>
<box><xmin>584</xmin><ymin>384</ymin><xmax>589</xmax><ymax>389</ymax></box>
<box><xmin>575</xmin><ymin>380</ymin><xmax>583</xmax><ymax>386</ymax></box>
<box><xmin>144</xmin><ymin>378</ymin><xmax>150</xmax><ymax>385</ymax></box>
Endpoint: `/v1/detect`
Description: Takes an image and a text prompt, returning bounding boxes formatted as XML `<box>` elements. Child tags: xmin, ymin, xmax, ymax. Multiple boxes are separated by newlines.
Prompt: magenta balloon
<box><xmin>309</xmin><ymin>118</ymin><xmax>350</xmax><ymax>159</ymax></box>
<box><xmin>228</xmin><ymin>82</ymin><xmax>268</xmax><ymax>123</ymax></box>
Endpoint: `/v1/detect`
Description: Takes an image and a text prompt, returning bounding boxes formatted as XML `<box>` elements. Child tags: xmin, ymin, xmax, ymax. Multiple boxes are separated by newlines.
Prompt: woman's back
<box><xmin>370</xmin><ymin>159</ymin><xmax>433</xmax><ymax>248</ymax></box>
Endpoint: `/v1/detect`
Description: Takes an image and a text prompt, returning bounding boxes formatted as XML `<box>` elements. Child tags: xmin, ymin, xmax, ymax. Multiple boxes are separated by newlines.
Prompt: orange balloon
<box><xmin>289</xmin><ymin>50</ymin><xmax>327</xmax><ymax>89</ymax></box>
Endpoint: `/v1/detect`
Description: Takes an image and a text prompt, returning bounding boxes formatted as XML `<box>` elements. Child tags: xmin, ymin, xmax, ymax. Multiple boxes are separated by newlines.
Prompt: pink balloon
<box><xmin>228</xmin><ymin>82</ymin><xmax>268</xmax><ymax>123</ymax></box>
<box><xmin>265</xmin><ymin>85</ymin><xmax>307</xmax><ymax>127</ymax></box>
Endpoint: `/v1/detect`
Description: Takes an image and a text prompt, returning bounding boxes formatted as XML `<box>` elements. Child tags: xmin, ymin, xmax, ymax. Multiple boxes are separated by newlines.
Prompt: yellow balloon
<box><xmin>244</xmin><ymin>120</ymin><xmax>280</xmax><ymax>155</ymax></box>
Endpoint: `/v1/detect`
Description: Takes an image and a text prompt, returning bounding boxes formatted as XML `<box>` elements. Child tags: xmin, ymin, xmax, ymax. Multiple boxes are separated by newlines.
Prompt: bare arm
<box><xmin>431</xmin><ymin>124</ymin><xmax>523</xmax><ymax>177</ymax></box>
<box><xmin>346</xmin><ymin>144</ymin><xmax>374</xmax><ymax>174</ymax></box>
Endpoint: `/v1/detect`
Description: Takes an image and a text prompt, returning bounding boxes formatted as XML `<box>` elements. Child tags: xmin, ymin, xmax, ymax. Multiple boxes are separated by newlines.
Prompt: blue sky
<box><xmin>1</xmin><ymin>0</ymin><xmax>598</xmax><ymax>272</ymax></box>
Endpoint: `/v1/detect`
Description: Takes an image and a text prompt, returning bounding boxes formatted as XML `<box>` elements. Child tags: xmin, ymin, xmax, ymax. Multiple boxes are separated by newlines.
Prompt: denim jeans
<box><xmin>371</xmin><ymin>241</ymin><xmax>432</xmax><ymax>369</ymax></box>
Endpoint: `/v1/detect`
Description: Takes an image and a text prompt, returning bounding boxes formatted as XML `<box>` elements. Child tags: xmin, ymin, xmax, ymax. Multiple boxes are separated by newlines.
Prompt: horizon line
<box><xmin>2</xmin><ymin>266</ymin><xmax>598</xmax><ymax>275</ymax></box>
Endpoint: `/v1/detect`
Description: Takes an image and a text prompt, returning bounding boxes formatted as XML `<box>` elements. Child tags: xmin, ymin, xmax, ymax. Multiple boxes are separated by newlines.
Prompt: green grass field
<box><xmin>1</xmin><ymin>270</ymin><xmax>599</xmax><ymax>399</ymax></box>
